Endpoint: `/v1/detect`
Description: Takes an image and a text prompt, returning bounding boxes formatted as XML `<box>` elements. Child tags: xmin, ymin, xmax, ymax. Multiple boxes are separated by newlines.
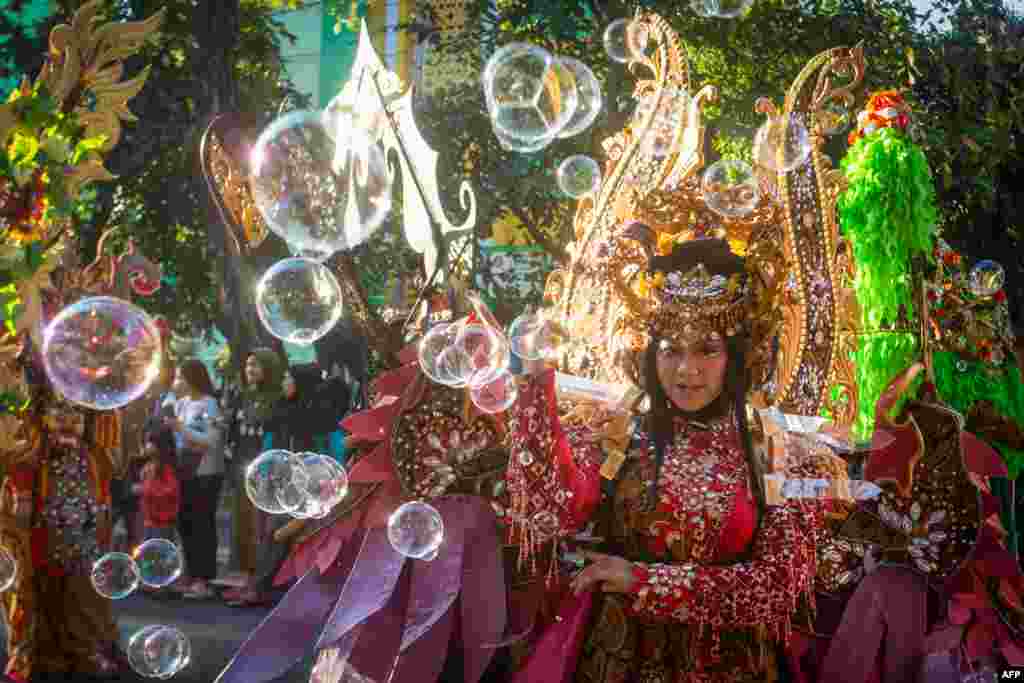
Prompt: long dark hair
<box><xmin>179</xmin><ymin>358</ymin><xmax>216</xmax><ymax>397</ymax></box>
<box><xmin>144</xmin><ymin>424</ymin><xmax>178</xmax><ymax>470</ymax></box>
<box><xmin>643</xmin><ymin>336</ymin><xmax>767</xmax><ymax>517</ymax></box>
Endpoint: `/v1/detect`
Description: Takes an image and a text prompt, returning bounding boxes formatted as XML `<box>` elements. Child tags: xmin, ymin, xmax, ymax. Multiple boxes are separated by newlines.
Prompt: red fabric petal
<box><xmin>948</xmin><ymin>603</ymin><xmax>973</xmax><ymax>626</ymax></box>
<box><xmin>965</xmin><ymin>623</ymin><xmax>996</xmax><ymax>660</ymax></box>
<box><xmin>342</xmin><ymin>401</ymin><xmax>402</xmax><ymax>444</ymax></box>
<box><xmin>349</xmin><ymin>443</ymin><xmax>397</xmax><ymax>484</ymax></box>
<box><xmin>1001</xmin><ymin>639</ymin><xmax>1024</xmax><ymax>666</ymax></box>
<box><xmin>961</xmin><ymin>432</ymin><xmax>1009</xmax><ymax>478</ymax></box>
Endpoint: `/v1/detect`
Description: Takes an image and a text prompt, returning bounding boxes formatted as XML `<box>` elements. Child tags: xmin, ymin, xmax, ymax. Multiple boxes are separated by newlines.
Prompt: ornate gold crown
<box><xmin>642</xmin><ymin>262</ymin><xmax>749</xmax><ymax>343</ymax></box>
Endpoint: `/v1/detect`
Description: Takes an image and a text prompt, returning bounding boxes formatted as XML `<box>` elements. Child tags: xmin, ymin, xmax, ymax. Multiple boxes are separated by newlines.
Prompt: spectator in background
<box><xmin>167</xmin><ymin>359</ymin><xmax>224</xmax><ymax>600</ymax></box>
<box><xmin>138</xmin><ymin>425</ymin><xmax>180</xmax><ymax>544</ymax></box>
<box><xmin>224</xmin><ymin>363</ymin><xmax>322</xmax><ymax>607</ymax></box>
<box><xmin>224</xmin><ymin>349</ymin><xmax>284</xmax><ymax>585</ymax></box>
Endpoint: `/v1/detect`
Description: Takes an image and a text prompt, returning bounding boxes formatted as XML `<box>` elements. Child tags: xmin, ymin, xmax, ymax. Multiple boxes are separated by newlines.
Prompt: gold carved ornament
<box><xmin>542</xmin><ymin>11</ymin><xmax>862</xmax><ymax>426</ymax></box>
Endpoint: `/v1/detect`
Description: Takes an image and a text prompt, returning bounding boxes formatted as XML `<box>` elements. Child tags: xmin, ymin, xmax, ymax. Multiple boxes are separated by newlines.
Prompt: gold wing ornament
<box><xmin>543</xmin><ymin>13</ymin><xmax>865</xmax><ymax>427</ymax></box>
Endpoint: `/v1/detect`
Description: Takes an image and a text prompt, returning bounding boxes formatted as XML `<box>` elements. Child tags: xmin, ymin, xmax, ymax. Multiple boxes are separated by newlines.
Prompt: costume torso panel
<box><xmin>38</xmin><ymin>445</ymin><xmax>108</xmax><ymax>574</ymax></box>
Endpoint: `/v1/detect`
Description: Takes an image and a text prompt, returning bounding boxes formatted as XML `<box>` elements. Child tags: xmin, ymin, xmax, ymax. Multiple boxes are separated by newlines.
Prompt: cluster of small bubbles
<box><xmin>702</xmin><ymin>159</ymin><xmax>760</xmax><ymax>218</ymax></box>
<box><xmin>555</xmin><ymin>58</ymin><xmax>603</xmax><ymax>139</ymax></box>
<box><xmin>419</xmin><ymin>321</ymin><xmax>511</xmax><ymax>390</ymax></box>
<box><xmin>133</xmin><ymin>539</ymin><xmax>183</xmax><ymax>588</ymax></box>
<box><xmin>470</xmin><ymin>371</ymin><xmax>519</xmax><ymax>414</ymax></box>
<box><xmin>484</xmin><ymin>44</ymin><xmax>578</xmax><ymax>151</ymax></box>
<box><xmin>255</xmin><ymin>257</ymin><xmax>344</xmax><ymax>345</ymax></box>
<box><xmin>603</xmin><ymin>19</ymin><xmax>647</xmax><ymax>63</ymax></box>
<box><xmin>91</xmin><ymin>552</ymin><xmax>141</xmax><ymax>599</ymax></box>
<box><xmin>818</xmin><ymin>101</ymin><xmax>852</xmax><ymax>136</ymax></box>
<box><xmin>293</xmin><ymin>452</ymin><xmax>350</xmax><ymax>518</ymax></box>
<box><xmin>969</xmin><ymin>260</ymin><xmax>1005</xmax><ymax>298</ymax></box>
<box><xmin>557</xmin><ymin>155</ymin><xmax>602</xmax><ymax>198</ymax></box>
<box><xmin>753</xmin><ymin>113</ymin><xmax>812</xmax><ymax>174</ymax></box>
<box><xmin>387</xmin><ymin>501</ymin><xmax>445</xmax><ymax>560</ymax></box>
<box><xmin>508</xmin><ymin>312</ymin><xmax>566</xmax><ymax>361</ymax></box>
<box><xmin>633</xmin><ymin>87</ymin><xmax>689</xmax><ymax>160</ymax></box>
<box><xmin>127</xmin><ymin>624</ymin><xmax>191</xmax><ymax>678</ymax></box>
<box><xmin>0</xmin><ymin>546</ymin><xmax>16</xmax><ymax>591</ymax></box>
<box><xmin>244</xmin><ymin>449</ymin><xmax>349</xmax><ymax>518</ymax></box>
<box><xmin>244</xmin><ymin>450</ymin><xmax>308</xmax><ymax>514</ymax></box>
<box><xmin>692</xmin><ymin>0</ymin><xmax>754</xmax><ymax>18</ymax></box>
<box><xmin>250</xmin><ymin>111</ymin><xmax>392</xmax><ymax>258</ymax></box>
<box><xmin>42</xmin><ymin>296</ymin><xmax>162</xmax><ymax>411</ymax></box>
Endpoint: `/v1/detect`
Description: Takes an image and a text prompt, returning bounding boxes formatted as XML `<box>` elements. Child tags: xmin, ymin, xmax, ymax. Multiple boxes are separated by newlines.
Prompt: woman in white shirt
<box><xmin>167</xmin><ymin>359</ymin><xmax>224</xmax><ymax>600</ymax></box>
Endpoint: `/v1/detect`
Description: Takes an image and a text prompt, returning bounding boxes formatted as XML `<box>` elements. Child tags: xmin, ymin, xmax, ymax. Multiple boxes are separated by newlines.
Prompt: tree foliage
<box><xmin>1</xmin><ymin>0</ymin><xmax>306</xmax><ymax>335</ymax></box>
<box><xmin>907</xmin><ymin>0</ymin><xmax>1024</xmax><ymax>324</ymax></box>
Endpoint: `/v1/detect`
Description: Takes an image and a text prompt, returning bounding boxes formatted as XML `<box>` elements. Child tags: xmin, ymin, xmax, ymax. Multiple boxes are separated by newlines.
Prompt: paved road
<box><xmin>2</xmin><ymin>591</ymin><xmax>316</xmax><ymax>683</ymax></box>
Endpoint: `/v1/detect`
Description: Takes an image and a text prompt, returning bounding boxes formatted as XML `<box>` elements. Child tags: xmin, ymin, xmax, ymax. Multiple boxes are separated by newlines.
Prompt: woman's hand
<box><xmin>570</xmin><ymin>551</ymin><xmax>636</xmax><ymax>595</ymax></box>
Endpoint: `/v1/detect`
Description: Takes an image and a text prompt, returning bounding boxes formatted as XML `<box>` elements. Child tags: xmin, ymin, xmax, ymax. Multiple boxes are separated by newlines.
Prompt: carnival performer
<box><xmin>0</xmin><ymin>354</ymin><xmax>127</xmax><ymax>680</ymax></box>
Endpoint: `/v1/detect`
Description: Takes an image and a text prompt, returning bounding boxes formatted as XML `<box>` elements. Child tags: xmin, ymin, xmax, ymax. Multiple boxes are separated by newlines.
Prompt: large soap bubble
<box><xmin>250</xmin><ymin>110</ymin><xmax>392</xmax><ymax>257</ymax></box>
<box><xmin>133</xmin><ymin>539</ymin><xmax>183</xmax><ymax>589</ymax></box>
<box><xmin>456</xmin><ymin>322</ymin><xmax>511</xmax><ymax>388</ymax></box>
<box><xmin>127</xmin><ymin>624</ymin><xmax>191</xmax><ymax>678</ymax></box>
<box><xmin>484</xmin><ymin>43</ymin><xmax>577</xmax><ymax>146</ymax></box>
<box><xmin>256</xmin><ymin>257</ymin><xmax>344</xmax><ymax>345</ymax></box>
<box><xmin>387</xmin><ymin>501</ymin><xmax>445</xmax><ymax>560</ymax></box>
<box><xmin>555</xmin><ymin>58</ymin><xmax>603</xmax><ymax>139</ymax></box>
<box><xmin>470</xmin><ymin>371</ymin><xmax>519</xmax><ymax>414</ymax></box>
<box><xmin>42</xmin><ymin>296</ymin><xmax>162</xmax><ymax>411</ymax></box>
<box><xmin>557</xmin><ymin>155</ymin><xmax>602</xmax><ymax>198</ymax></box>
<box><xmin>753</xmin><ymin>113</ymin><xmax>812</xmax><ymax>174</ymax></box>
<box><xmin>603</xmin><ymin>19</ymin><xmax>647</xmax><ymax>63</ymax></box>
<box><xmin>244</xmin><ymin>450</ymin><xmax>308</xmax><ymax>514</ymax></box>
<box><xmin>508</xmin><ymin>312</ymin><xmax>567</xmax><ymax>361</ymax></box>
<box><xmin>419</xmin><ymin>323</ymin><xmax>462</xmax><ymax>386</ymax></box>
<box><xmin>969</xmin><ymin>260</ymin><xmax>1005</xmax><ymax>298</ymax></box>
<box><xmin>91</xmin><ymin>552</ymin><xmax>140</xmax><ymax>599</ymax></box>
<box><xmin>701</xmin><ymin>159</ymin><xmax>760</xmax><ymax>218</ymax></box>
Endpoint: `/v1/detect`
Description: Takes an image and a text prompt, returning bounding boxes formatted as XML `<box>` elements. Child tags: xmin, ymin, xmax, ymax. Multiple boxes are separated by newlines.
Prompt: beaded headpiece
<box><xmin>605</xmin><ymin>229</ymin><xmax>778</xmax><ymax>388</ymax></box>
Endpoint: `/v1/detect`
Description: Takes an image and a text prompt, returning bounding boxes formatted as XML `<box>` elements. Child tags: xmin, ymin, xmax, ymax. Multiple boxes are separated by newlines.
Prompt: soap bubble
<box><xmin>495</xmin><ymin>128</ymin><xmax>553</xmax><ymax>153</ymax></box>
<box><xmin>603</xmin><ymin>19</ymin><xmax>646</xmax><ymax>63</ymax></box>
<box><xmin>250</xmin><ymin>110</ymin><xmax>392</xmax><ymax>257</ymax></box>
<box><xmin>387</xmin><ymin>501</ymin><xmax>445</xmax><ymax>560</ymax></box>
<box><xmin>41</xmin><ymin>296</ymin><xmax>162</xmax><ymax>411</ymax></box>
<box><xmin>419</xmin><ymin>324</ymin><xmax>463</xmax><ymax>386</ymax></box>
<box><xmin>255</xmin><ymin>257</ymin><xmax>344</xmax><ymax>345</ymax></box>
<box><xmin>557</xmin><ymin>155</ymin><xmax>601</xmax><ymax>198</ymax></box>
<box><xmin>295</xmin><ymin>453</ymin><xmax>349</xmax><ymax>516</ymax></box>
<box><xmin>555</xmin><ymin>58</ymin><xmax>602</xmax><ymax>139</ymax></box>
<box><xmin>132</xmin><ymin>539</ymin><xmax>183</xmax><ymax>589</ymax></box>
<box><xmin>969</xmin><ymin>260</ymin><xmax>1005</xmax><ymax>298</ymax></box>
<box><xmin>508</xmin><ymin>312</ymin><xmax>566</xmax><ymax>360</ymax></box>
<box><xmin>245</xmin><ymin>450</ymin><xmax>308</xmax><ymax>514</ymax></box>
<box><xmin>701</xmin><ymin>159</ymin><xmax>760</xmax><ymax>218</ymax></box>
<box><xmin>470</xmin><ymin>372</ymin><xmax>519</xmax><ymax>414</ymax></box>
<box><xmin>91</xmin><ymin>552</ymin><xmax>140</xmax><ymax>599</ymax></box>
<box><xmin>456</xmin><ymin>322</ymin><xmax>511</xmax><ymax>388</ymax></box>
<box><xmin>484</xmin><ymin>43</ymin><xmax>578</xmax><ymax>145</ymax></box>
<box><xmin>0</xmin><ymin>546</ymin><xmax>16</xmax><ymax>591</ymax></box>
<box><xmin>127</xmin><ymin>624</ymin><xmax>191</xmax><ymax>678</ymax></box>
<box><xmin>692</xmin><ymin>0</ymin><xmax>754</xmax><ymax>18</ymax></box>
<box><xmin>753</xmin><ymin>114</ymin><xmax>811</xmax><ymax>174</ymax></box>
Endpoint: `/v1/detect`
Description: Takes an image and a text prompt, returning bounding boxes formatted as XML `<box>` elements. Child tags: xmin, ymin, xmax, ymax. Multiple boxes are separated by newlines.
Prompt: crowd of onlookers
<box><xmin>109</xmin><ymin>348</ymin><xmax>357</xmax><ymax>607</ymax></box>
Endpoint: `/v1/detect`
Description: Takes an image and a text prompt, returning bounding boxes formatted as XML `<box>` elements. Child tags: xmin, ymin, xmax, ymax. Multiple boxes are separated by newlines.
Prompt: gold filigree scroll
<box><xmin>769</xmin><ymin>45</ymin><xmax>865</xmax><ymax>424</ymax></box>
<box><xmin>204</xmin><ymin>132</ymin><xmax>269</xmax><ymax>249</ymax></box>
<box><xmin>37</xmin><ymin>1</ymin><xmax>166</xmax><ymax>198</ymax></box>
